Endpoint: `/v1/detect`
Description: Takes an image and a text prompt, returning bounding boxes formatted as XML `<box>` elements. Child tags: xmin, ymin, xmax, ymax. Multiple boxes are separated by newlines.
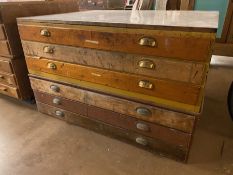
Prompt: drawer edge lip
<box><xmin>17</xmin><ymin>20</ymin><xmax>217</xmax><ymax>33</ymax></box>
<box><xmin>28</xmin><ymin>73</ymin><xmax>203</xmax><ymax>116</ymax></box>
<box><xmin>36</xmin><ymin>101</ymin><xmax>190</xmax><ymax>162</ymax></box>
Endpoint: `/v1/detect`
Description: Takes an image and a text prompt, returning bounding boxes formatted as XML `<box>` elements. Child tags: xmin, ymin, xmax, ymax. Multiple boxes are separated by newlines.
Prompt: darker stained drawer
<box><xmin>0</xmin><ymin>25</ymin><xmax>6</xmax><ymax>40</ymax></box>
<box><xmin>26</xmin><ymin>57</ymin><xmax>201</xmax><ymax>105</ymax></box>
<box><xmin>0</xmin><ymin>41</ymin><xmax>11</xmax><ymax>56</ymax></box>
<box><xmin>0</xmin><ymin>71</ymin><xmax>16</xmax><ymax>86</ymax></box>
<box><xmin>18</xmin><ymin>24</ymin><xmax>214</xmax><ymax>62</ymax></box>
<box><xmin>37</xmin><ymin>101</ymin><xmax>189</xmax><ymax>162</ymax></box>
<box><xmin>0</xmin><ymin>58</ymin><xmax>13</xmax><ymax>73</ymax></box>
<box><xmin>29</xmin><ymin>77</ymin><xmax>195</xmax><ymax>133</ymax></box>
<box><xmin>0</xmin><ymin>83</ymin><xmax>19</xmax><ymax>98</ymax></box>
<box><xmin>34</xmin><ymin>90</ymin><xmax>192</xmax><ymax>148</ymax></box>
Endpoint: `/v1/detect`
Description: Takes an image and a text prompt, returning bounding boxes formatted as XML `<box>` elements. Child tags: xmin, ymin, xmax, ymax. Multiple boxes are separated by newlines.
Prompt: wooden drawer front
<box><xmin>0</xmin><ymin>59</ymin><xmax>13</xmax><ymax>73</ymax></box>
<box><xmin>37</xmin><ymin>102</ymin><xmax>189</xmax><ymax>162</ymax></box>
<box><xmin>0</xmin><ymin>83</ymin><xmax>19</xmax><ymax>98</ymax></box>
<box><xmin>0</xmin><ymin>25</ymin><xmax>6</xmax><ymax>40</ymax></box>
<box><xmin>22</xmin><ymin>41</ymin><xmax>206</xmax><ymax>85</ymax></box>
<box><xmin>0</xmin><ymin>41</ymin><xmax>11</xmax><ymax>56</ymax></box>
<box><xmin>34</xmin><ymin>91</ymin><xmax>192</xmax><ymax>148</ymax></box>
<box><xmin>0</xmin><ymin>71</ymin><xmax>16</xmax><ymax>86</ymax></box>
<box><xmin>30</xmin><ymin>77</ymin><xmax>195</xmax><ymax>133</ymax></box>
<box><xmin>26</xmin><ymin>57</ymin><xmax>201</xmax><ymax>105</ymax></box>
<box><xmin>18</xmin><ymin>24</ymin><xmax>215</xmax><ymax>62</ymax></box>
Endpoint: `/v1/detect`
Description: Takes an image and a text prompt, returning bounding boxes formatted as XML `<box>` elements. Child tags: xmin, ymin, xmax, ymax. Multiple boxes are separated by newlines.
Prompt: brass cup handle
<box><xmin>138</xmin><ymin>37</ymin><xmax>157</xmax><ymax>47</ymax></box>
<box><xmin>136</xmin><ymin>123</ymin><xmax>150</xmax><ymax>132</ymax></box>
<box><xmin>47</xmin><ymin>62</ymin><xmax>57</xmax><ymax>70</ymax></box>
<box><xmin>40</xmin><ymin>29</ymin><xmax>51</xmax><ymax>37</ymax></box>
<box><xmin>138</xmin><ymin>60</ymin><xmax>155</xmax><ymax>69</ymax></box>
<box><xmin>135</xmin><ymin>137</ymin><xmax>148</xmax><ymax>146</ymax></box>
<box><xmin>55</xmin><ymin>110</ymin><xmax>64</xmax><ymax>118</ymax></box>
<box><xmin>0</xmin><ymin>75</ymin><xmax>4</xmax><ymax>79</ymax></box>
<box><xmin>43</xmin><ymin>46</ymin><xmax>54</xmax><ymax>54</ymax></box>
<box><xmin>53</xmin><ymin>98</ymin><xmax>61</xmax><ymax>105</ymax></box>
<box><xmin>50</xmin><ymin>85</ymin><xmax>60</xmax><ymax>92</ymax></box>
<box><xmin>136</xmin><ymin>107</ymin><xmax>152</xmax><ymax>117</ymax></box>
<box><xmin>0</xmin><ymin>87</ymin><xmax>7</xmax><ymax>91</ymax></box>
<box><xmin>138</xmin><ymin>80</ymin><xmax>153</xmax><ymax>89</ymax></box>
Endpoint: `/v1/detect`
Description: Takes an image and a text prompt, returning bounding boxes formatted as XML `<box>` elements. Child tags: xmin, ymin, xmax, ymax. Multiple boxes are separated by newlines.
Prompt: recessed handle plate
<box><xmin>138</xmin><ymin>37</ymin><xmax>157</xmax><ymax>47</ymax></box>
<box><xmin>138</xmin><ymin>60</ymin><xmax>155</xmax><ymax>69</ymax></box>
<box><xmin>138</xmin><ymin>80</ymin><xmax>153</xmax><ymax>89</ymax></box>
<box><xmin>0</xmin><ymin>87</ymin><xmax>7</xmax><ymax>91</ymax></box>
<box><xmin>40</xmin><ymin>29</ymin><xmax>51</xmax><ymax>37</ymax></box>
<box><xmin>136</xmin><ymin>137</ymin><xmax>148</xmax><ymax>146</ymax></box>
<box><xmin>136</xmin><ymin>107</ymin><xmax>152</xmax><ymax>117</ymax></box>
<box><xmin>136</xmin><ymin>123</ymin><xmax>150</xmax><ymax>132</ymax></box>
<box><xmin>55</xmin><ymin>110</ymin><xmax>64</xmax><ymax>118</ymax></box>
<box><xmin>50</xmin><ymin>85</ymin><xmax>60</xmax><ymax>92</ymax></box>
<box><xmin>43</xmin><ymin>46</ymin><xmax>54</xmax><ymax>54</ymax></box>
<box><xmin>47</xmin><ymin>62</ymin><xmax>57</xmax><ymax>70</ymax></box>
<box><xmin>53</xmin><ymin>98</ymin><xmax>61</xmax><ymax>105</ymax></box>
<box><xmin>0</xmin><ymin>75</ymin><xmax>4</xmax><ymax>79</ymax></box>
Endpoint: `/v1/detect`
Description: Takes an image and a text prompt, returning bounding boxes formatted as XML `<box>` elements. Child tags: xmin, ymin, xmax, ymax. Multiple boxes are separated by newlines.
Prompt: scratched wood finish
<box><xmin>18</xmin><ymin>24</ymin><xmax>215</xmax><ymax>62</ymax></box>
<box><xmin>0</xmin><ymin>83</ymin><xmax>19</xmax><ymax>98</ymax></box>
<box><xmin>0</xmin><ymin>25</ymin><xmax>6</xmax><ymax>40</ymax></box>
<box><xmin>30</xmin><ymin>77</ymin><xmax>195</xmax><ymax>133</ymax></box>
<box><xmin>37</xmin><ymin>102</ymin><xmax>189</xmax><ymax>161</ymax></box>
<box><xmin>0</xmin><ymin>58</ymin><xmax>13</xmax><ymax>73</ymax></box>
<box><xmin>0</xmin><ymin>71</ymin><xmax>16</xmax><ymax>86</ymax></box>
<box><xmin>0</xmin><ymin>41</ymin><xmax>11</xmax><ymax>56</ymax></box>
<box><xmin>26</xmin><ymin>57</ymin><xmax>201</xmax><ymax>105</ymax></box>
<box><xmin>34</xmin><ymin>90</ymin><xmax>192</xmax><ymax>147</ymax></box>
<box><xmin>22</xmin><ymin>41</ymin><xmax>206</xmax><ymax>85</ymax></box>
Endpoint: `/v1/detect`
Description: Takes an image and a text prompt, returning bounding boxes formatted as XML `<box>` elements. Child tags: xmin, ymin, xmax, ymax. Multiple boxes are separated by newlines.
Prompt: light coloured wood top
<box><xmin>18</xmin><ymin>10</ymin><xmax>219</xmax><ymax>31</ymax></box>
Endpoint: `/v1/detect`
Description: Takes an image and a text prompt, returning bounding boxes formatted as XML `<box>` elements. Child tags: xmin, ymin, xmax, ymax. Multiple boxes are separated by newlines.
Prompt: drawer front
<box><xmin>26</xmin><ymin>57</ymin><xmax>201</xmax><ymax>105</ymax></box>
<box><xmin>34</xmin><ymin>91</ymin><xmax>192</xmax><ymax>148</ymax></box>
<box><xmin>22</xmin><ymin>41</ymin><xmax>206</xmax><ymax>85</ymax></box>
<box><xmin>0</xmin><ymin>41</ymin><xmax>11</xmax><ymax>56</ymax></box>
<box><xmin>18</xmin><ymin>24</ymin><xmax>215</xmax><ymax>62</ymax></box>
<box><xmin>30</xmin><ymin>77</ymin><xmax>195</xmax><ymax>133</ymax></box>
<box><xmin>37</xmin><ymin>102</ymin><xmax>189</xmax><ymax>162</ymax></box>
<box><xmin>0</xmin><ymin>71</ymin><xmax>16</xmax><ymax>86</ymax></box>
<box><xmin>0</xmin><ymin>25</ymin><xmax>6</xmax><ymax>40</ymax></box>
<box><xmin>0</xmin><ymin>59</ymin><xmax>13</xmax><ymax>73</ymax></box>
<box><xmin>0</xmin><ymin>83</ymin><xmax>19</xmax><ymax>98</ymax></box>
<box><xmin>79</xmin><ymin>0</ymin><xmax>107</xmax><ymax>10</ymax></box>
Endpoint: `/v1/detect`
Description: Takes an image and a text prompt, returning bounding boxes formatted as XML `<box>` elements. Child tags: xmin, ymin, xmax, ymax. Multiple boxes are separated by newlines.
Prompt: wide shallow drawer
<box><xmin>37</xmin><ymin>102</ymin><xmax>189</xmax><ymax>162</ymax></box>
<box><xmin>26</xmin><ymin>57</ymin><xmax>202</xmax><ymax>105</ymax></box>
<box><xmin>34</xmin><ymin>90</ymin><xmax>192</xmax><ymax>147</ymax></box>
<box><xmin>0</xmin><ymin>25</ymin><xmax>6</xmax><ymax>40</ymax></box>
<box><xmin>18</xmin><ymin>24</ymin><xmax>215</xmax><ymax>62</ymax></box>
<box><xmin>0</xmin><ymin>58</ymin><xmax>13</xmax><ymax>73</ymax></box>
<box><xmin>0</xmin><ymin>83</ymin><xmax>19</xmax><ymax>98</ymax></box>
<box><xmin>22</xmin><ymin>41</ymin><xmax>206</xmax><ymax>85</ymax></box>
<box><xmin>0</xmin><ymin>71</ymin><xmax>16</xmax><ymax>86</ymax></box>
<box><xmin>0</xmin><ymin>41</ymin><xmax>11</xmax><ymax>56</ymax></box>
<box><xmin>30</xmin><ymin>77</ymin><xmax>195</xmax><ymax>133</ymax></box>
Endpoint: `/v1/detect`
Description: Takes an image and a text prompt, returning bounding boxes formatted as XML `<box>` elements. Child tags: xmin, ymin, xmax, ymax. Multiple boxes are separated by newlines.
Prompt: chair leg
<box><xmin>180</xmin><ymin>0</ymin><xmax>190</xmax><ymax>10</ymax></box>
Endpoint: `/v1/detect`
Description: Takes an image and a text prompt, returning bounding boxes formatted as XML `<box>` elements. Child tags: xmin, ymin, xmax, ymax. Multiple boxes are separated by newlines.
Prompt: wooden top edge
<box><xmin>17</xmin><ymin>10</ymin><xmax>219</xmax><ymax>32</ymax></box>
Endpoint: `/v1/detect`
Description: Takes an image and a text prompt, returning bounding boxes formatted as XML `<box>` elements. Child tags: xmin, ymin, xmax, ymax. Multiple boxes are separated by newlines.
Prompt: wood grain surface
<box><xmin>22</xmin><ymin>41</ymin><xmax>207</xmax><ymax>85</ymax></box>
<box><xmin>37</xmin><ymin>102</ymin><xmax>189</xmax><ymax>162</ymax></box>
<box><xmin>0</xmin><ymin>71</ymin><xmax>16</xmax><ymax>86</ymax></box>
<box><xmin>18</xmin><ymin>24</ymin><xmax>215</xmax><ymax>61</ymax></box>
<box><xmin>0</xmin><ymin>41</ymin><xmax>11</xmax><ymax>56</ymax></box>
<box><xmin>26</xmin><ymin>57</ymin><xmax>202</xmax><ymax>105</ymax></box>
<box><xmin>0</xmin><ymin>83</ymin><xmax>19</xmax><ymax>98</ymax></box>
<box><xmin>0</xmin><ymin>25</ymin><xmax>6</xmax><ymax>40</ymax></box>
<box><xmin>0</xmin><ymin>58</ymin><xmax>13</xmax><ymax>73</ymax></box>
<box><xmin>30</xmin><ymin>77</ymin><xmax>195</xmax><ymax>133</ymax></box>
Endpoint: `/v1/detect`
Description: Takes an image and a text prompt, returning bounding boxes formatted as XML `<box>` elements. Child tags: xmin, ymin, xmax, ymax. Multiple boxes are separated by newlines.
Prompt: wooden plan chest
<box><xmin>0</xmin><ymin>0</ymin><xmax>79</xmax><ymax>100</ymax></box>
<box><xmin>18</xmin><ymin>10</ymin><xmax>218</xmax><ymax>161</ymax></box>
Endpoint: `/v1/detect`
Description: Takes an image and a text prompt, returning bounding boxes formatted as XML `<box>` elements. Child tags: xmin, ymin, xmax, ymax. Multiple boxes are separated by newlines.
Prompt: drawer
<box><xmin>79</xmin><ymin>0</ymin><xmax>107</xmax><ymax>10</ymax></box>
<box><xmin>0</xmin><ymin>25</ymin><xmax>6</xmax><ymax>40</ymax></box>
<box><xmin>34</xmin><ymin>91</ymin><xmax>192</xmax><ymax>148</ymax></box>
<box><xmin>0</xmin><ymin>83</ymin><xmax>19</xmax><ymax>98</ymax></box>
<box><xmin>0</xmin><ymin>58</ymin><xmax>13</xmax><ymax>73</ymax></box>
<box><xmin>37</xmin><ymin>102</ymin><xmax>189</xmax><ymax>162</ymax></box>
<box><xmin>22</xmin><ymin>41</ymin><xmax>206</xmax><ymax>85</ymax></box>
<box><xmin>0</xmin><ymin>41</ymin><xmax>11</xmax><ymax>56</ymax></box>
<box><xmin>18</xmin><ymin>24</ymin><xmax>215</xmax><ymax>62</ymax></box>
<box><xmin>30</xmin><ymin>77</ymin><xmax>195</xmax><ymax>133</ymax></box>
<box><xmin>0</xmin><ymin>71</ymin><xmax>16</xmax><ymax>86</ymax></box>
<box><xmin>26</xmin><ymin>57</ymin><xmax>201</xmax><ymax>105</ymax></box>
